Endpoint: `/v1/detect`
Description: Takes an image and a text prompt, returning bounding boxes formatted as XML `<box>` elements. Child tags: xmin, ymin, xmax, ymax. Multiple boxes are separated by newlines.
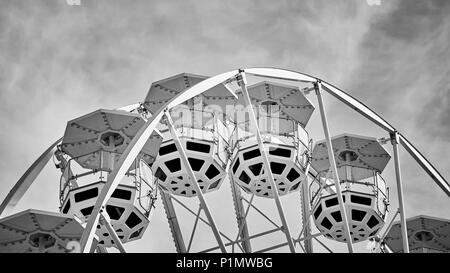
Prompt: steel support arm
<box><xmin>164</xmin><ymin>111</ymin><xmax>227</xmax><ymax>253</ymax></box>
<box><xmin>79</xmin><ymin>109</ymin><xmax>166</xmax><ymax>252</ymax></box>
<box><xmin>315</xmin><ymin>81</ymin><xmax>354</xmax><ymax>253</ymax></box>
<box><xmin>391</xmin><ymin>132</ymin><xmax>410</xmax><ymax>253</ymax></box>
<box><xmin>229</xmin><ymin>175</ymin><xmax>252</xmax><ymax>253</ymax></box>
<box><xmin>161</xmin><ymin>190</ymin><xmax>187</xmax><ymax>253</ymax></box>
<box><xmin>237</xmin><ymin>71</ymin><xmax>296</xmax><ymax>253</ymax></box>
<box><xmin>99</xmin><ymin>211</ymin><xmax>126</xmax><ymax>253</ymax></box>
<box><xmin>301</xmin><ymin>164</ymin><xmax>313</xmax><ymax>253</ymax></box>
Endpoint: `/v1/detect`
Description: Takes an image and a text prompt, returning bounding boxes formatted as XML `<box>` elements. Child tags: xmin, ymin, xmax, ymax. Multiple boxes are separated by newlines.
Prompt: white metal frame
<box><xmin>164</xmin><ymin>111</ymin><xmax>227</xmax><ymax>252</ymax></box>
<box><xmin>2</xmin><ymin>68</ymin><xmax>448</xmax><ymax>254</ymax></box>
<box><xmin>236</xmin><ymin>71</ymin><xmax>296</xmax><ymax>253</ymax></box>
<box><xmin>391</xmin><ymin>132</ymin><xmax>410</xmax><ymax>253</ymax></box>
<box><xmin>315</xmin><ymin>81</ymin><xmax>354</xmax><ymax>252</ymax></box>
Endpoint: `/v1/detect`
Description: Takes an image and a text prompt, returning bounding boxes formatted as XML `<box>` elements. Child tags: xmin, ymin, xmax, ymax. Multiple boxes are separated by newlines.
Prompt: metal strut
<box><xmin>79</xmin><ymin>72</ymin><xmax>240</xmax><ymax>252</ymax></box>
<box><xmin>99</xmin><ymin>211</ymin><xmax>126</xmax><ymax>253</ymax></box>
<box><xmin>391</xmin><ymin>132</ymin><xmax>410</xmax><ymax>253</ymax></box>
<box><xmin>315</xmin><ymin>80</ymin><xmax>354</xmax><ymax>253</ymax></box>
<box><xmin>300</xmin><ymin>164</ymin><xmax>313</xmax><ymax>253</ymax></box>
<box><xmin>160</xmin><ymin>190</ymin><xmax>187</xmax><ymax>253</ymax></box>
<box><xmin>237</xmin><ymin>70</ymin><xmax>296</xmax><ymax>253</ymax></box>
<box><xmin>164</xmin><ymin>110</ymin><xmax>227</xmax><ymax>253</ymax></box>
<box><xmin>229</xmin><ymin>175</ymin><xmax>252</xmax><ymax>253</ymax></box>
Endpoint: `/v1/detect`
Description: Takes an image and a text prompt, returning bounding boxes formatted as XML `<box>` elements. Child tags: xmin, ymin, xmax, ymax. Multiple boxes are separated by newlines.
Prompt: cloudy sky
<box><xmin>0</xmin><ymin>0</ymin><xmax>449</xmax><ymax>253</ymax></box>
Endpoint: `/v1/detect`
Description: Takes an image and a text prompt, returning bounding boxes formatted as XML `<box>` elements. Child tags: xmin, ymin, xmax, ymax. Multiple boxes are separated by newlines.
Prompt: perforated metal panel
<box><xmin>152</xmin><ymin>136</ymin><xmax>227</xmax><ymax>197</ymax></box>
<box><xmin>230</xmin><ymin>136</ymin><xmax>308</xmax><ymax>198</ymax></box>
<box><xmin>312</xmin><ymin>191</ymin><xmax>386</xmax><ymax>243</ymax></box>
<box><xmin>60</xmin><ymin>182</ymin><xmax>149</xmax><ymax>247</ymax></box>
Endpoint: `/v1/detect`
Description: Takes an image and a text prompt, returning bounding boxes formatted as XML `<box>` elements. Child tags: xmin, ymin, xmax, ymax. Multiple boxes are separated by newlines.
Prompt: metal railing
<box><xmin>158</xmin><ymin>108</ymin><xmax>232</xmax><ymax>166</ymax></box>
<box><xmin>309</xmin><ymin>168</ymin><xmax>390</xmax><ymax>218</ymax></box>
<box><xmin>55</xmin><ymin>148</ymin><xmax>157</xmax><ymax>216</ymax></box>
<box><xmin>229</xmin><ymin>117</ymin><xmax>312</xmax><ymax>170</ymax></box>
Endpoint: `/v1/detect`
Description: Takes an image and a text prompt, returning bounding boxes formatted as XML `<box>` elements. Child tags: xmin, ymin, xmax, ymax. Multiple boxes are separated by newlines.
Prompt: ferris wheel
<box><xmin>0</xmin><ymin>67</ymin><xmax>449</xmax><ymax>253</ymax></box>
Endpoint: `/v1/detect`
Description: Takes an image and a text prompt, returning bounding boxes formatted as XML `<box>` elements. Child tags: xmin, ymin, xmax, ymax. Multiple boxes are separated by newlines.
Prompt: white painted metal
<box><xmin>301</xmin><ymin>164</ymin><xmax>313</xmax><ymax>253</ymax></box>
<box><xmin>315</xmin><ymin>81</ymin><xmax>354</xmax><ymax>253</ymax></box>
<box><xmin>160</xmin><ymin>190</ymin><xmax>187</xmax><ymax>253</ymax></box>
<box><xmin>62</xmin><ymin>181</ymin><xmax>149</xmax><ymax>247</ymax></box>
<box><xmin>245</xmin><ymin>67</ymin><xmax>317</xmax><ymax>83</ymax></box>
<box><xmin>320</xmin><ymin>82</ymin><xmax>395</xmax><ymax>133</ymax></box>
<box><xmin>391</xmin><ymin>132</ymin><xmax>410</xmax><ymax>253</ymax></box>
<box><xmin>320</xmin><ymin>81</ymin><xmax>449</xmax><ymax>199</ymax></box>
<box><xmin>229</xmin><ymin>175</ymin><xmax>252</xmax><ymax>253</ymax></box>
<box><xmin>164</xmin><ymin>111</ymin><xmax>227</xmax><ymax>253</ymax></box>
<box><xmin>79</xmin><ymin>109</ymin><xmax>165</xmax><ymax>252</ymax></box>
<box><xmin>80</xmin><ymin>71</ymin><xmax>240</xmax><ymax>252</ymax></box>
<box><xmin>99</xmin><ymin>211</ymin><xmax>126</xmax><ymax>253</ymax></box>
<box><xmin>373</xmin><ymin>208</ymin><xmax>400</xmax><ymax>253</ymax></box>
<box><xmin>237</xmin><ymin>71</ymin><xmax>296</xmax><ymax>253</ymax></box>
<box><xmin>167</xmin><ymin>71</ymin><xmax>239</xmax><ymax>109</ymax></box>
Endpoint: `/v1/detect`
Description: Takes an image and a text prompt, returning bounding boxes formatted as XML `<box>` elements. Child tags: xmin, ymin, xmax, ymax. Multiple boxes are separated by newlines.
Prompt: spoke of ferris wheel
<box><xmin>99</xmin><ymin>211</ymin><xmax>126</xmax><ymax>253</ymax></box>
<box><xmin>391</xmin><ymin>132</ymin><xmax>410</xmax><ymax>253</ymax></box>
<box><xmin>238</xmin><ymin>70</ymin><xmax>296</xmax><ymax>253</ymax></box>
<box><xmin>315</xmin><ymin>80</ymin><xmax>354</xmax><ymax>253</ymax></box>
<box><xmin>301</xmin><ymin>162</ymin><xmax>313</xmax><ymax>253</ymax></box>
<box><xmin>164</xmin><ymin>110</ymin><xmax>227</xmax><ymax>253</ymax></box>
